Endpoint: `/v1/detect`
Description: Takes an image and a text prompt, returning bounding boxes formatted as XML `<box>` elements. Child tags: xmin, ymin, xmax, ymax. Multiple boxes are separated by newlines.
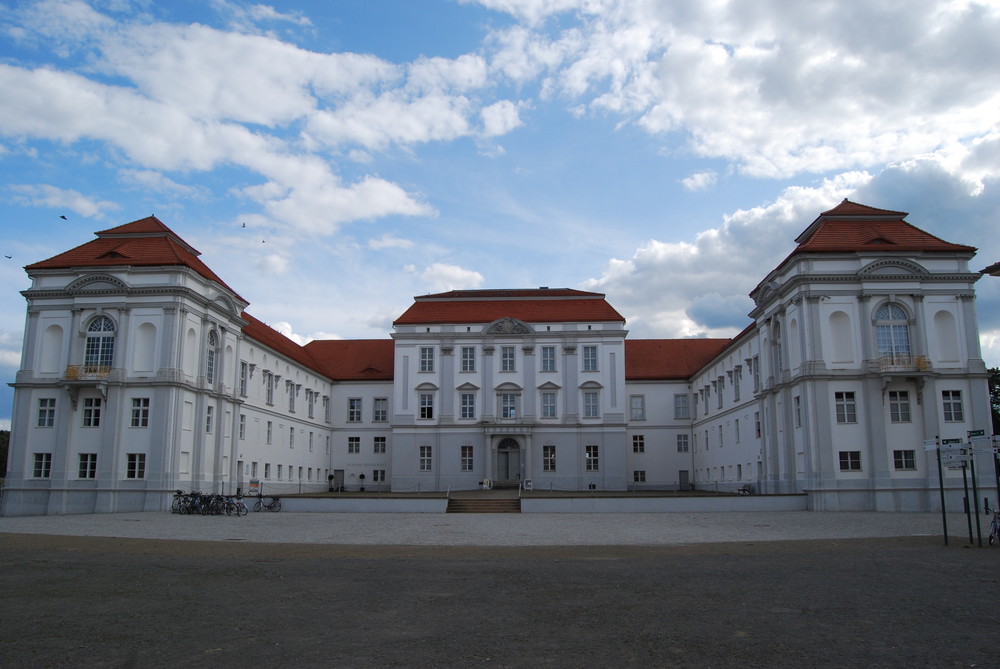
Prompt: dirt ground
<box><xmin>0</xmin><ymin>532</ymin><xmax>996</xmax><ymax>668</ymax></box>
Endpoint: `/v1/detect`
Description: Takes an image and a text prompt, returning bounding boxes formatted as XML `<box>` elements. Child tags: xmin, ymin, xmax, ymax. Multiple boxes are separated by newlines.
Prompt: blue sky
<box><xmin>2</xmin><ymin>0</ymin><xmax>999</xmax><ymax>429</ymax></box>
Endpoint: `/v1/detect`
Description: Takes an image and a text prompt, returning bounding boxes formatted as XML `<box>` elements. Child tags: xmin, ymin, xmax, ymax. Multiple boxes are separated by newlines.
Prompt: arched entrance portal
<box><xmin>495</xmin><ymin>438</ymin><xmax>521</xmax><ymax>483</ymax></box>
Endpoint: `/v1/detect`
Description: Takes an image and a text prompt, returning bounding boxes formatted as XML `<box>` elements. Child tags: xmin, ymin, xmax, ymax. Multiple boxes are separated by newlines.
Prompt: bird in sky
<box><xmin>59</xmin><ymin>215</ymin><xmax>67</xmax><ymax>220</ymax></box>
<box><xmin>242</xmin><ymin>222</ymin><xmax>246</xmax><ymax>228</ymax></box>
<box><xmin>4</xmin><ymin>255</ymin><xmax>11</xmax><ymax>259</ymax></box>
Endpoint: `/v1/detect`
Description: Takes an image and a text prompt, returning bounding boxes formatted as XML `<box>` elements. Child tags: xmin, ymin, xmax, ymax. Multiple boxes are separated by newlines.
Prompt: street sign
<box><xmin>941</xmin><ymin>438</ymin><xmax>963</xmax><ymax>444</ymax></box>
<box><xmin>968</xmin><ymin>429</ymin><xmax>986</xmax><ymax>437</ymax></box>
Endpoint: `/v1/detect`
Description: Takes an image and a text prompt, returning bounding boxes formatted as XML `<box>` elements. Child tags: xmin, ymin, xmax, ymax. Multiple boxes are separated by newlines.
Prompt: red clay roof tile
<box><xmin>303</xmin><ymin>339</ymin><xmax>394</xmax><ymax>381</ymax></box>
<box><xmin>625</xmin><ymin>338</ymin><xmax>732</xmax><ymax>380</ymax></box>
<box><xmin>394</xmin><ymin>289</ymin><xmax>625</xmax><ymax>326</ymax></box>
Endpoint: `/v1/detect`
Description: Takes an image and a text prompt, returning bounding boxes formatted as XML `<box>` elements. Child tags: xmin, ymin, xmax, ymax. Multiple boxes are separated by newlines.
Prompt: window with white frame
<box><xmin>630</xmin><ymin>395</ymin><xmax>646</xmax><ymax>421</ymax></box>
<box><xmin>461</xmin><ymin>445</ymin><xmax>473</xmax><ymax>471</ymax></box>
<box><xmin>501</xmin><ymin>346</ymin><xmax>516</xmax><ymax>372</ymax></box>
<box><xmin>889</xmin><ymin>391</ymin><xmax>911</xmax><ymax>423</ymax></box>
<box><xmin>584</xmin><ymin>391</ymin><xmax>600</xmax><ymax>418</ymax></box>
<box><xmin>239</xmin><ymin>361</ymin><xmax>248</xmax><ymax>396</ymax></box>
<box><xmin>277</xmin><ymin>464</ymin><xmax>283</xmax><ymax>480</ymax></box>
<box><xmin>633</xmin><ymin>470</ymin><xmax>646</xmax><ymax>483</ymax></box>
<box><xmin>126</xmin><ymin>453</ymin><xmax>146</xmax><ymax>479</ymax></box>
<box><xmin>265</xmin><ymin>372</ymin><xmax>274</xmax><ymax>405</ymax></box>
<box><xmin>541</xmin><ymin>346</ymin><xmax>556</xmax><ymax>372</ymax></box>
<box><xmin>307</xmin><ymin>390</ymin><xmax>315</xmax><ymax>418</ymax></box>
<box><xmin>374</xmin><ymin>436</ymin><xmax>386</xmax><ymax>454</ymax></box>
<box><xmin>205</xmin><ymin>331</ymin><xmax>217</xmax><ymax>384</ymax></box>
<box><xmin>794</xmin><ymin>396</ymin><xmax>801</xmax><ymax>428</ymax></box>
<box><xmin>419</xmin><ymin>393</ymin><xmax>434</xmax><ymax>419</ymax></box>
<box><xmin>266</xmin><ymin>420</ymin><xmax>273</xmax><ymax>444</ymax></box>
<box><xmin>373</xmin><ymin>397</ymin><xmax>388</xmax><ymax>422</ymax></box>
<box><xmin>83</xmin><ymin>397</ymin><xmax>102</xmax><ymax>427</ymax></box>
<box><xmin>264</xmin><ymin>463</ymin><xmax>271</xmax><ymax>479</ymax></box>
<box><xmin>755</xmin><ymin>412</ymin><xmax>761</xmax><ymax>439</ymax></box>
<box><xmin>632</xmin><ymin>434</ymin><xmax>645</xmax><ymax>453</ymax></box>
<box><xmin>37</xmin><ymin>398</ymin><xmax>55</xmax><ymax>427</ymax></box>
<box><xmin>734</xmin><ymin>419</ymin><xmax>740</xmax><ymax>443</ymax></box>
<box><xmin>131</xmin><ymin>397</ymin><xmax>150</xmax><ymax>428</ymax></box>
<box><xmin>461</xmin><ymin>346</ymin><xmax>476</xmax><ymax>372</ymax></box>
<box><xmin>420</xmin><ymin>347</ymin><xmax>434</xmax><ymax>372</ymax></box>
<box><xmin>717</xmin><ymin>377</ymin><xmax>724</xmax><ymax>409</ymax></box>
<box><xmin>84</xmin><ymin>316</ymin><xmax>115</xmax><ymax>368</ymax></box>
<box><xmin>835</xmin><ymin>391</ymin><xmax>857</xmax><ymax>424</ymax></box>
<box><xmin>288</xmin><ymin>383</ymin><xmax>296</xmax><ymax>412</ymax></box>
<box><xmin>348</xmin><ymin>398</ymin><xmax>362</xmax><ymax>422</ymax></box>
<box><xmin>942</xmin><ymin>390</ymin><xmax>964</xmax><ymax>422</ymax></box>
<box><xmin>500</xmin><ymin>393</ymin><xmax>518</xmax><ymax>419</ymax></box>
<box><xmin>78</xmin><ymin>453</ymin><xmax>96</xmax><ymax>479</ymax></box>
<box><xmin>460</xmin><ymin>393</ymin><xmax>476</xmax><ymax>419</ymax></box>
<box><xmin>582</xmin><ymin>346</ymin><xmax>598</xmax><ymax>371</ymax></box>
<box><xmin>239</xmin><ymin>414</ymin><xmax>246</xmax><ymax>439</ymax></box>
<box><xmin>372</xmin><ymin>469</ymin><xmax>386</xmax><ymax>483</ymax></box>
<box><xmin>348</xmin><ymin>436</ymin><xmax>360</xmax><ymax>454</ymax></box>
<box><xmin>543</xmin><ymin>445</ymin><xmax>556</xmax><ymax>471</ymax></box>
<box><xmin>734</xmin><ymin>370</ymin><xmax>741</xmax><ymax>402</ymax></box>
<box><xmin>875</xmin><ymin>303</ymin><xmax>911</xmax><ymax>363</ymax></box>
<box><xmin>309</xmin><ymin>432</ymin><xmax>314</xmax><ymax>452</ymax></box>
<box><xmin>673</xmin><ymin>394</ymin><xmax>689</xmax><ymax>420</ymax></box>
<box><xmin>419</xmin><ymin>445</ymin><xmax>432</xmax><ymax>471</ymax></box>
<box><xmin>289</xmin><ymin>427</ymin><xmax>295</xmax><ymax>448</ymax></box>
<box><xmin>541</xmin><ymin>392</ymin><xmax>557</xmax><ymax>419</ymax></box>
<box><xmin>205</xmin><ymin>405</ymin><xmax>213</xmax><ymax>433</ymax></box>
<box><xmin>676</xmin><ymin>434</ymin><xmax>690</xmax><ymax>453</ymax></box>
<box><xmin>893</xmin><ymin>450</ymin><xmax>916</xmax><ymax>470</ymax></box>
<box><xmin>585</xmin><ymin>445</ymin><xmax>599</xmax><ymax>471</ymax></box>
<box><xmin>33</xmin><ymin>452</ymin><xmax>52</xmax><ymax>478</ymax></box>
<box><xmin>838</xmin><ymin>451</ymin><xmax>861</xmax><ymax>471</ymax></box>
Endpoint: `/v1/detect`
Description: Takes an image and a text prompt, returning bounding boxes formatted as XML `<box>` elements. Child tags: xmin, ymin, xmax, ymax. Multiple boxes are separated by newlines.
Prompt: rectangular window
<box><xmin>129</xmin><ymin>397</ymin><xmax>150</xmax><ymax>428</ymax></box>
<box><xmin>239</xmin><ymin>414</ymin><xmax>246</xmax><ymax>439</ymax></box>
<box><xmin>372</xmin><ymin>469</ymin><xmax>386</xmax><ymax>483</ymax></box>
<box><xmin>461</xmin><ymin>445</ymin><xmax>473</xmax><ymax>471</ymax></box>
<box><xmin>206</xmin><ymin>347</ymin><xmax>215</xmax><ymax>385</ymax></box>
<box><xmin>348</xmin><ymin>398</ymin><xmax>362</xmax><ymax>423</ymax></box>
<box><xmin>500</xmin><ymin>393</ymin><xmax>518</xmax><ymax>419</ymax></box>
<box><xmin>753</xmin><ymin>355</ymin><xmax>760</xmax><ymax>392</ymax></box>
<box><xmin>543</xmin><ymin>445</ymin><xmax>556</xmax><ymax>472</ymax></box>
<box><xmin>126</xmin><ymin>453</ymin><xmax>146</xmax><ymax>479</ymax></box>
<box><xmin>632</xmin><ymin>435</ymin><xmax>645</xmax><ymax>453</ymax></box>
<box><xmin>239</xmin><ymin>361</ymin><xmax>248</xmax><ymax>396</ymax></box>
<box><xmin>83</xmin><ymin>397</ymin><xmax>102</xmax><ymax>427</ymax></box>
<box><xmin>889</xmin><ymin>391</ymin><xmax>911</xmax><ymax>423</ymax></box>
<box><xmin>673</xmin><ymin>394</ymin><xmax>689</xmax><ymax>420</ymax></box>
<box><xmin>633</xmin><ymin>470</ymin><xmax>646</xmax><ymax>483</ymax></box>
<box><xmin>541</xmin><ymin>392</ymin><xmax>557</xmax><ymax>419</ymax></box>
<box><xmin>584</xmin><ymin>391</ymin><xmax>600</xmax><ymax>418</ymax></box>
<box><xmin>205</xmin><ymin>405</ymin><xmax>213</xmax><ymax>433</ymax></box>
<box><xmin>893</xmin><ymin>449</ymin><xmax>916</xmax><ymax>470</ymax></box>
<box><xmin>374</xmin><ymin>436</ymin><xmax>386</xmax><ymax>454</ymax></box>
<box><xmin>461</xmin><ymin>346</ymin><xmax>476</xmax><ymax>372</ymax></box>
<box><xmin>582</xmin><ymin>345</ymin><xmax>598</xmax><ymax>371</ymax></box>
<box><xmin>288</xmin><ymin>386</ymin><xmax>296</xmax><ymax>412</ymax></box>
<box><xmin>266</xmin><ymin>420</ymin><xmax>273</xmax><ymax>444</ymax></box>
<box><xmin>289</xmin><ymin>427</ymin><xmax>295</xmax><ymax>448</ymax></box>
<box><xmin>277</xmin><ymin>464</ymin><xmax>283</xmax><ymax>480</ymax></box>
<box><xmin>755</xmin><ymin>412</ymin><xmax>761</xmax><ymax>439</ymax></box>
<box><xmin>541</xmin><ymin>346</ymin><xmax>556</xmax><ymax>372</ymax></box>
<box><xmin>677</xmin><ymin>434</ymin><xmax>690</xmax><ymax>453</ymax></box>
<box><xmin>835</xmin><ymin>391</ymin><xmax>857</xmax><ymax>424</ymax></box>
<box><xmin>733</xmin><ymin>371</ymin><xmax>741</xmax><ymax>402</ymax></box>
<box><xmin>630</xmin><ymin>395</ymin><xmax>646</xmax><ymax>421</ymax></box>
<box><xmin>794</xmin><ymin>396</ymin><xmax>801</xmax><ymax>428</ymax></box>
<box><xmin>419</xmin><ymin>393</ymin><xmax>434</xmax><ymax>419</ymax></box>
<box><xmin>585</xmin><ymin>445</ymin><xmax>599</xmax><ymax>471</ymax></box>
<box><xmin>373</xmin><ymin>397</ymin><xmax>388</xmax><ymax>422</ymax></box>
<box><xmin>37</xmin><ymin>398</ymin><xmax>56</xmax><ymax>427</ymax></box>
<box><xmin>309</xmin><ymin>432</ymin><xmax>315</xmax><ymax>452</ymax></box>
<box><xmin>501</xmin><ymin>346</ymin><xmax>516</xmax><ymax>371</ymax></box>
<box><xmin>348</xmin><ymin>436</ymin><xmax>360</xmax><ymax>454</ymax></box>
<box><xmin>307</xmin><ymin>390</ymin><xmax>315</xmax><ymax>418</ymax></box>
<box><xmin>420</xmin><ymin>347</ymin><xmax>434</xmax><ymax>372</ymax></box>
<box><xmin>323</xmin><ymin>395</ymin><xmax>331</xmax><ymax>423</ymax></box>
<box><xmin>461</xmin><ymin>393</ymin><xmax>476</xmax><ymax>419</ymax></box>
<box><xmin>419</xmin><ymin>445</ymin><xmax>432</xmax><ymax>471</ymax></box>
<box><xmin>942</xmin><ymin>390</ymin><xmax>964</xmax><ymax>422</ymax></box>
<box><xmin>33</xmin><ymin>452</ymin><xmax>52</xmax><ymax>478</ymax></box>
<box><xmin>78</xmin><ymin>453</ymin><xmax>97</xmax><ymax>479</ymax></box>
<box><xmin>839</xmin><ymin>451</ymin><xmax>862</xmax><ymax>471</ymax></box>
<box><xmin>717</xmin><ymin>378</ymin><xmax>724</xmax><ymax>409</ymax></box>
<box><xmin>265</xmin><ymin>372</ymin><xmax>274</xmax><ymax>405</ymax></box>
<box><xmin>734</xmin><ymin>419</ymin><xmax>740</xmax><ymax>444</ymax></box>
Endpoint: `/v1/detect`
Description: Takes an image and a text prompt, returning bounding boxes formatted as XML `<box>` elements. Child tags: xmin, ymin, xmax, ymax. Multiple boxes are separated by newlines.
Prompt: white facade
<box><xmin>2</xmin><ymin>203</ymin><xmax>994</xmax><ymax>515</ymax></box>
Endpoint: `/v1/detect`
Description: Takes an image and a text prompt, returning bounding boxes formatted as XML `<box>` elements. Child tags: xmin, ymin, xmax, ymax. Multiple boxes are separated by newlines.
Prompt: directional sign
<box><xmin>941</xmin><ymin>438</ymin><xmax>963</xmax><ymax>444</ymax></box>
<box><xmin>968</xmin><ymin>429</ymin><xmax>986</xmax><ymax>437</ymax></box>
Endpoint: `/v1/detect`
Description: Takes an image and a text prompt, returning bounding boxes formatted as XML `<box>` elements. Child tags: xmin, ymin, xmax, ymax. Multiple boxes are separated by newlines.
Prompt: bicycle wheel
<box><xmin>237</xmin><ymin>501</ymin><xmax>248</xmax><ymax>516</ymax></box>
<box><xmin>270</xmin><ymin>499</ymin><xmax>281</xmax><ymax>512</ymax></box>
<box><xmin>253</xmin><ymin>499</ymin><xmax>262</xmax><ymax>512</ymax></box>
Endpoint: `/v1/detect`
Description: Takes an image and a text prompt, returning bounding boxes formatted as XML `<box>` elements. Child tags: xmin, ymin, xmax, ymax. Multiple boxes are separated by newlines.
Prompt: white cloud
<box><xmin>413</xmin><ymin>263</ymin><xmax>486</xmax><ymax>292</ymax></box>
<box><xmin>256</xmin><ymin>253</ymin><xmax>289</xmax><ymax>275</ymax></box>
<box><xmin>369</xmin><ymin>234</ymin><xmax>414</xmax><ymax>250</ymax></box>
<box><xmin>118</xmin><ymin>169</ymin><xmax>209</xmax><ymax>199</ymax></box>
<box><xmin>481</xmin><ymin>100</ymin><xmax>524</xmax><ymax>137</ymax></box>
<box><xmin>681</xmin><ymin>170</ymin><xmax>717</xmax><ymax>192</ymax></box>
<box><xmin>4</xmin><ymin>183</ymin><xmax>120</xmax><ymax>218</ymax></box>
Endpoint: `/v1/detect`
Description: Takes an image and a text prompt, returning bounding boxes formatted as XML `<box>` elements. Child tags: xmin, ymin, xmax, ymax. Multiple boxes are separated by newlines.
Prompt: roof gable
<box><xmin>394</xmin><ymin>288</ymin><xmax>625</xmax><ymax>326</ymax></box>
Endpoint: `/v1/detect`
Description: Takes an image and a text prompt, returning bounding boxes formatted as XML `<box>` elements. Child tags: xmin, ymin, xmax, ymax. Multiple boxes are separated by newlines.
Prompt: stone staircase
<box><xmin>446</xmin><ymin>497</ymin><xmax>521</xmax><ymax>513</ymax></box>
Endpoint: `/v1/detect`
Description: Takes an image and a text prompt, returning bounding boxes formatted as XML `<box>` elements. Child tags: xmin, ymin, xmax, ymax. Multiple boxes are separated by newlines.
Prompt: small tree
<box><xmin>990</xmin><ymin>367</ymin><xmax>1000</xmax><ymax>435</ymax></box>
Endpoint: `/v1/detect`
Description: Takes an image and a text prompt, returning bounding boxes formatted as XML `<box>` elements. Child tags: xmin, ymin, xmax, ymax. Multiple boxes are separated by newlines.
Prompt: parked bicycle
<box><xmin>170</xmin><ymin>490</ymin><xmax>247</xmax><ymax>517</ymax></box>
<box><xmin>253</xmin><ymin>495</ymin><xmax>282</xmax><ymax>512</ymax></box>
<box><xmin>989</xmin><ymin>510</ymin><xmax>1000</xmax><ymax>545</ymax></box>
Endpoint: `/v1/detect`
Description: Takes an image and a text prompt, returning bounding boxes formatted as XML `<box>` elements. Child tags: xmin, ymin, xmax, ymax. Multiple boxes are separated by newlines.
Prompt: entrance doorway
<box><xmin>496</xmin><ymin>438</ymin><xmax>521</xmax><ymax>482</ymax></box>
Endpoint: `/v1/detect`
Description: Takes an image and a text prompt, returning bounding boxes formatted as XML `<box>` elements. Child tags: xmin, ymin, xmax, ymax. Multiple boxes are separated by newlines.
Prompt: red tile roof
<box><xmin>241</xmin><ymin>312</ymin><xmax>322</xmax><ymax>372</ymax></box>
<box><xmin>304</xmin><ymin>339</ymin><xmax>394</xmax><ymax>381</ymax></box>
<box><xmin>394</xmin><ymin>289</ymin><xmax>625</xmax><ymax>326</ymax></box>
<box><xmin>792</xmin><ymin>200</ymin><xmax>976</xmax><ymax>254</ymax></box>
<box><xmin>25</xmin><ymin>216</ymin><xmax>246</xmax><ymax>300</ymax></box>
<box><xmin>625</xmin><ymin>338</ymin><xmax>732</xmax><ymax>380</ymax></box>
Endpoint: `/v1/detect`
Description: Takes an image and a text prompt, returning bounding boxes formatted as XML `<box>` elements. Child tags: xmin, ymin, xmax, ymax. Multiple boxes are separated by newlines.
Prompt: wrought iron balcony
<box><xmin>876</xmin><ymin>354</ymin><xmax>931</xmax><ymax>372</ymax></box>
<box><xmin>64</xmin><ymin>365</ymin><xmax>112</xmax><ymax>380</ymax></box>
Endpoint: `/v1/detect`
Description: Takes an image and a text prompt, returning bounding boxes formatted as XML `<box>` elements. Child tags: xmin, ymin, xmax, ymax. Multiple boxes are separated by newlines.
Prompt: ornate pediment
<box><xmin>858</xmin><ymin>259</ymin><xmax>929</xmax><ymax>277</ymax></box>
<box><xmin>67</xmin><ymin>273</ymin><xmax>127</xmax><ymax>293</ymax></box>
<box><xmin>483</xmin><ymin>317</ymin><xmax>534</xmax><ymax>335</ymax></box>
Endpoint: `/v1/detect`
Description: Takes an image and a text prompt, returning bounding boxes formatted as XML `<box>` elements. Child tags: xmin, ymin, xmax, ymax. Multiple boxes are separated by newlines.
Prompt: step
<box><xmin>446</xmin><ymin>498</ymin><xmax>521</xmax><ymax>513</ymax></box>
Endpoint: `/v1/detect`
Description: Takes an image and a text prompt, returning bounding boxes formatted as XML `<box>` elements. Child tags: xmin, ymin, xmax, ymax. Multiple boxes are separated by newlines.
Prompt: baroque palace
<box><xmin>2</xmin><ymin>201</ymin><xmax>994</xmax><ymax>515</ymax></box>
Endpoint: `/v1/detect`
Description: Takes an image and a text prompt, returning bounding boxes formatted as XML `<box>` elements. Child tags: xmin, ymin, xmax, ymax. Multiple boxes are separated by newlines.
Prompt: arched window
<box><xmin>84</xmin><ymin>316</ymin><xmax>116</xmax><ymax>368</ymax></box>
<box><xmin>206</xmin><ymin>331</ymin><xmax>218</xmax><ymax>384</ymax></box>
<box><xmin>875</xmin><ymin>303</ymin><xmax>911</xmax><ymax>363</ymax></box>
